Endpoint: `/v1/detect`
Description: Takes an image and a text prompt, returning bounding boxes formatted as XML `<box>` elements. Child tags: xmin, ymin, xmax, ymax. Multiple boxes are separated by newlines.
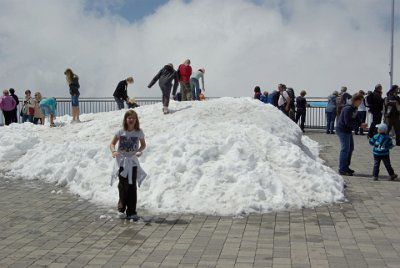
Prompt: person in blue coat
<box><xmin>325</xmin><ymin>91</ymin><xmax>339</xmax><ymax>134</ymax></box>
<box><xmin>39</xmin><ymin>97</ymin><xmax>57</xmax><ymax>127</ymax></box>
<box><xmin>336</xmin><ymin>93</ymin><xmax>363</xmax><ymax>176</ymax></box>
<box><xmin>369</xmin><ymin>123</ymin><xmax>398</xmax><ymax>181</ymax></box>
<box><xmin>260</xmin><ymin>91</ymin><xmax>269</xmax><ymax>103</ymax></box>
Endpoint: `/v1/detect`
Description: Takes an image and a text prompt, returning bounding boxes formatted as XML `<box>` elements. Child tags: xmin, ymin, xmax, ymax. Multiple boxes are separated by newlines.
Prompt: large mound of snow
<box><xmin>0</xmin><ymin>98</ymin><xmax>344</xmax><ymax>215</ymax></box>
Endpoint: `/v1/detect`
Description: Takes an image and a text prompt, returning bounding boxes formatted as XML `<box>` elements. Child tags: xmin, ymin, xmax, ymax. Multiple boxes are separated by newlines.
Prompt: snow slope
<box><xmin>0</xmin><ymin>98</ymin><xmax>344</xmax><ymax>215</ymax></box>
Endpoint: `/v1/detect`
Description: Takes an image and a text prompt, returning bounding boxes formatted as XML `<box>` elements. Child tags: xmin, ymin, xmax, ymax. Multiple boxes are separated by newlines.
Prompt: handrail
<box><xmin>0</xmin><ymin>97</ymin><xmax>346</xmax><ymax>129</ymax></box>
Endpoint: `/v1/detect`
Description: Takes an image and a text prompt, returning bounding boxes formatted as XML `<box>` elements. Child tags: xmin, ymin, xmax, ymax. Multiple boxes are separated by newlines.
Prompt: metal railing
<box><xmin>0</xmin><ymin>97</ymin><xmax>359</xmax><ymax>129</ymax></box>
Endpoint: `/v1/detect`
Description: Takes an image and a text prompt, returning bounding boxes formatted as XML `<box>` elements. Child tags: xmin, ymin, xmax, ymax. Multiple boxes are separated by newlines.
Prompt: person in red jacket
<box><xmin>178</xmin><ymin>59</ymin><xmax>192</xmax><ymax>101</ymax></box>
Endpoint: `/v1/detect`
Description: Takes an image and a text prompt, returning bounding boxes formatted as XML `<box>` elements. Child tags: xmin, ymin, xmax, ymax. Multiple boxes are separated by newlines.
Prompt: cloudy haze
<box><xmin>0</xmin><ymin>0</ymin><xmax>398</xmax><ymax>98</ymax></box>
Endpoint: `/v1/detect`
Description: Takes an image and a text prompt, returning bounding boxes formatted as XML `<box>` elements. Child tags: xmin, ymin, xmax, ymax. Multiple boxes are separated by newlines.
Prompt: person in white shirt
<box><xmin>277</xmin><ymin>84</ymin><xmax>291</xmax><ymax>116</ymax></box>
<box><xmin>355</xmin><ymin>90</ymin><xmax>367</xmax><ymax>135</ymax></box>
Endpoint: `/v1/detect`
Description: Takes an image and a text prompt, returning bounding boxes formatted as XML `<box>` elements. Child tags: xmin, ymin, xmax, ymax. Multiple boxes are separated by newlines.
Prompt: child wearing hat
<box><xmin>369</xmin><ymin>123</ymin><xmax>398</xmax><ymax>181</ymax></box>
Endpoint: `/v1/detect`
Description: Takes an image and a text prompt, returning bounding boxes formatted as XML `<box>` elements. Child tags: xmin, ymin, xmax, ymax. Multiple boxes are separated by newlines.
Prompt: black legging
<box><xmin>3</xmin><ymin>110</ymin><xmax>13</xmax><ymax>125</ymax></box>
<box><xmin>117</xmin><ymin>166</ymin><xmax>137</xmax><ymax>216</ymax></box>
<box><xmin>295</xmin><ymin>109</ymin><xmax>306</xmax><ymax>131</ymax></box>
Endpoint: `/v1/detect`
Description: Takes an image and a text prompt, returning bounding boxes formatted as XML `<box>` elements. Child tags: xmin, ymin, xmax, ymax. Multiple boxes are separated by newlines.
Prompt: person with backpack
<box><xmin>8</xmin><ymin>88</ymin><xmax>19</xmax><ymax>123</ymax></box>
<box><xmin>277</xmin><ymin>84</ymin><xmax>291</xmax><ymax>116</ymax></box>
<box><xmin>367</xmin><ymin>84</ymin><xmax>384</xmax><ymax>138</ymax></box>
<box><xmin>295</xmin><ymin>90</ymin><xmax>307</xmax><ymax>132</ymax></box>
<box><xmin>384</xmin><ymin>85</ymin><xmax>400</xmax><ymax>145</ymax></box>
<box><xmin>336</xmin><ymin>86</ymin><xmax>351</xmax><ymax>117</ymax></box>
<box><xmin>178</xmin><ymin>59</ymin><xmax>192</xmax><ymax>101</ymax></box>
<box><xmin>326</xmin><ymin>91</ymin><xmax>339</xmax><ymax>134</ymax></box>
<box><xmin>113</xmin><ymin>77</ymin><xmax>134</xmax><ymax>110</ymax></box>
<box><xmin>286</xmin><ymin>87</ymin><xmax>296</xmax><ymax>121</ymax></box>
<box><xmin>148</xmin><ymin>63</ymin><xmax>179</xmax><ymax>114</ymax></box>
<box><xmin>20</xmin><ymin>90</ymin><xmax>35</xmax><ymax>123</ymax></box>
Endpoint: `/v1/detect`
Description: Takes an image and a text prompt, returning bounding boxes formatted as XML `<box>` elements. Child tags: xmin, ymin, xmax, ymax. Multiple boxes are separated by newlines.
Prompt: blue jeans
<box><xmin>336</xmin><ymin>130</ymin><xmax>354</xmax><ymax>173</ymax></box>
<box><xmin>71</xmin><ymin>95</ymin><xmax>79</xmax><ymax>107</ymax></box>
<box><xmin>190</xmin><ymin>78</ymin><xmax>200</xmax><ymax>100</ymax></box>
<box><xmin>22</xmin><ymin>114</ymin><xmax>33</xmax><ymax>123</ymax></box>
<box><xmin>326</xmin><ymin>112</ymin><xmax>336</xmax><ymax>133</ymax></box>
<box><xmin>114</xmin><ymin>97</ymin><xmax>125</xmax><ymax>110</ymax></box>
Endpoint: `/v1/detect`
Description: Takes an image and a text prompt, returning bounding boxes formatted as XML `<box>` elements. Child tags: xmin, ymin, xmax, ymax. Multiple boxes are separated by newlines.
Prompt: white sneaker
<box><xmin>163</xmin><ymin>107</ymin><xmax>169</xmax><ymax>114</ymax></box>
<box><xmin>70</xmin><ymin>119</ymin><xmax>76</xmax><ymax>124</ymax></box>
<box><xmin>76</xmin><ymin>119</ymin><xmax>81</xmax><ymax>123</ymax></box>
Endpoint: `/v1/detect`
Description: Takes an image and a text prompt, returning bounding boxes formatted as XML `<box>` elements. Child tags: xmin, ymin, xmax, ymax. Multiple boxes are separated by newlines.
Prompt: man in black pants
<box><xmin>367</xmin><ymin>84</ymin><xmax>384</xmax><ymax>138</ymax></box>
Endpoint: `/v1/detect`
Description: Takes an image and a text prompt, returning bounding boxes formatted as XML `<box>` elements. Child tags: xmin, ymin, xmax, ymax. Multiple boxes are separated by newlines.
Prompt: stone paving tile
<box><xmin>1</xmin><ymin>131</ymin><xmax>400</xmax><ymax>267</ymax></box>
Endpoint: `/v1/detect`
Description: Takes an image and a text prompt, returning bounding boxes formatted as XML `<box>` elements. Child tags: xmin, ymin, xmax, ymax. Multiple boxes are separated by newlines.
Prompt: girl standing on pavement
<box><xmin>110</xmin><ymin>110</ymin><xmax>147</xmax><ymax>220</ymax></box>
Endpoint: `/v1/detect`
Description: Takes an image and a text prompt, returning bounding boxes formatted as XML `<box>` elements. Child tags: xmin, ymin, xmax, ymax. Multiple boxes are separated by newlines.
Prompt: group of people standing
<box><xmin>254</xmin><ymin>84</ymin><xmax>308</xmax><ymax>132</ymax></box>
<box><xmin>113</xmin><ymin>59</ymin><xmax>206</xmax><ymax>115</ymax></box>
<box><xmin>0</xmin><ymin>68</ymin><xmax>81</xmax><ymax>126</ymax></box>
<box><xmin>331</xmin><ymin>84</ymin><xmax>399</xmax><ymax>181</ymax></box>
<box><xmin>326</xmin><ymin>84</ymin><xmax>400</xmax><ymax>145</ymax></box>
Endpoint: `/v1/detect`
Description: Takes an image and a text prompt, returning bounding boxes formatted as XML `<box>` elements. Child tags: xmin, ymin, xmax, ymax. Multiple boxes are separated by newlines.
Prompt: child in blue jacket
<box><xmin>369</xmin><ymin>123</ymin><xmax>398</xmax><ymax>181</ymax></box>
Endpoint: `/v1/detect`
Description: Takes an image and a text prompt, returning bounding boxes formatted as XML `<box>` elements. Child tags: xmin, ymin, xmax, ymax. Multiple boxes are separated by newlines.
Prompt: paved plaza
<box><xmin>1</xmin><ymin>132</ymin><xmax>400</xmax><ymax>268</ymax></box>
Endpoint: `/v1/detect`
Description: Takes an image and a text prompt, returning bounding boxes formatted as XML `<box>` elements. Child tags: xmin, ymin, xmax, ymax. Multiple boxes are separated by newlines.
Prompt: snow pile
<box><xmin>0</xmin><ymin>98</ymin><xmax>344</xmax><ymax>215</ymax></box>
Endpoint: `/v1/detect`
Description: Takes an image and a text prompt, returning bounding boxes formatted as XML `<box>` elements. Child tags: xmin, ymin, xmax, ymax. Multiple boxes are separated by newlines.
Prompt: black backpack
<box><xmin>286</xmin><ymin>88</ymin><xmax>295</xmax><ymax>109</ymax></box>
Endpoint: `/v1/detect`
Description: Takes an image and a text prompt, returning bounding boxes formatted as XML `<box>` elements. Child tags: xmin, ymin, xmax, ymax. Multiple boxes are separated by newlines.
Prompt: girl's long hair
<box><xmin>64</xmin><ymin>68</ymin><xmax>75</xmax><ymax>84</ymax></box>
<box><xmin>123</xmin><ymin>110</ymin><xmax>140</xmax><ymax>131</ymax></box>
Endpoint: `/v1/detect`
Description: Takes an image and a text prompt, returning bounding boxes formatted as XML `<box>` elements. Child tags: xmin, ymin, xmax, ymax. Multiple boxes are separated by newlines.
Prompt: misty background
<box><xmin>0</xmin><ymin>0</ymin><xmax>399</xmax><ymax>98</ymax></box>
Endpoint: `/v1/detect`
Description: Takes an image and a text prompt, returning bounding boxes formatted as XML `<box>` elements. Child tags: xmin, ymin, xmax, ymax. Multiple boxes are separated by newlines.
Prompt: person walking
<box><xmin>369</xmin><ymin>123</ymin><xmax>398</xmax><ymax>181</ymax></box>
<box><xmin>0</xmin><ymin>89</ymin><xmax>17</xmax><ymax>125</ymax></box>
<box><xmin>110</xmin><ymin>110</ymin><xmax>147</xmax><ymax>221</ymax></box>
<box><xmin>367</xmin><ymin>84</ymin><xmax>384</xmax><ymax>138</ymax></box>
<box><xmin>295</xmin><ymin>90</ymin><xmax>307</xmax><ymax>132</ymax></box>
<box><xmin>354</xmin><ymin>90</ymin><xmax>367</xmax><ymax>135</ymax></box>
<box><xmin>8</xmin><ymin>88</ymin><xmax>19</xmax><ymax>123</ymax></box>
<box><xmin>21</xmin><ymin>90</ymin><xmax>35</xmax><ymax>123</ymax></box>
<box><xmin>336</xmin><ymin>93</ymin><xmax>364</xmax><ymax>176</ymax></box>
<box><xmin>326</xmin><ymin>91</ymin><xmax>339</xmax><ymax>134</ymax></box>
<box><xmin>64</xmin><ymin>68</ymin><xmax>81</xmax><ymax>123</ymax></box>
<box><xmin>148</xmin><ymin>63</ymin><xmax>179</xmax><ymax>114</ymax></box>
<box><xmin>190</xmin><ymin>68</ymin><xmax>205</xmax><ymax>101</ymax></box>
<box><xmin>113</xmin><ymin>77</ymin><xmax>134</xmax><ymax>110</ymax></box>
<box><xmin>384</xmin><ymin>85</ymin><xmax>400</xmax><ymax>145</ymax></box>
<box><xmin>178</xmin><ymin>60</ymin><xmax>192</xmax><ymax>101</ymax></box>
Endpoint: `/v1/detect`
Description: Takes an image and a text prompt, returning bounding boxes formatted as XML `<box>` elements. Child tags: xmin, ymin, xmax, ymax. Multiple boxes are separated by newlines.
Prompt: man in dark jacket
<box><xmin>336</xmin><ymin>93</ymin><xmax>364</xmax><ymax>176</ymax></box>
<box><xmin>8</xmin><ymin>88</ymin><xmax>19</xmax><ymax>123</ymax></box>
<box><xmin>384</xmin><ymin>85</ymin><xmax>400</xmax><ymax>145</ymax></box>
<box><xmin>113</xmin><ymin>77</ymin><xmax>134</xmax><ymax>110</ymax></box>
<box><xmin>148</xmin><ymin>64</ymin><xmax>179</xmax><ymax>114</ymax></box>
<box><xmin>367</xmin><ymin>84</ymin><xmax>384</xmax><ymax>138</ymax></box>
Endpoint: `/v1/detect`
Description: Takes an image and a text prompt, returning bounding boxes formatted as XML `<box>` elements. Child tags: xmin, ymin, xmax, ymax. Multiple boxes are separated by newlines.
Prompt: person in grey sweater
<box><xmin>148</xmin><ymin>64</ymin><xmax>179</xmax><ymax>114</ymax></box>
<box><xmin>326</xmin><ymin>91</ymin><xmax>339</xmax><ymax>134</ymax></box>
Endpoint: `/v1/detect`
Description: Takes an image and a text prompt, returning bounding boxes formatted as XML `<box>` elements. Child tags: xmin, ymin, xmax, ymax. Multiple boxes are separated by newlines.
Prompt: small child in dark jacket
<box><xmin>369</xmin><ymin>123</ymin><xmax>398</xmax><ymax>181</ymax></box>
